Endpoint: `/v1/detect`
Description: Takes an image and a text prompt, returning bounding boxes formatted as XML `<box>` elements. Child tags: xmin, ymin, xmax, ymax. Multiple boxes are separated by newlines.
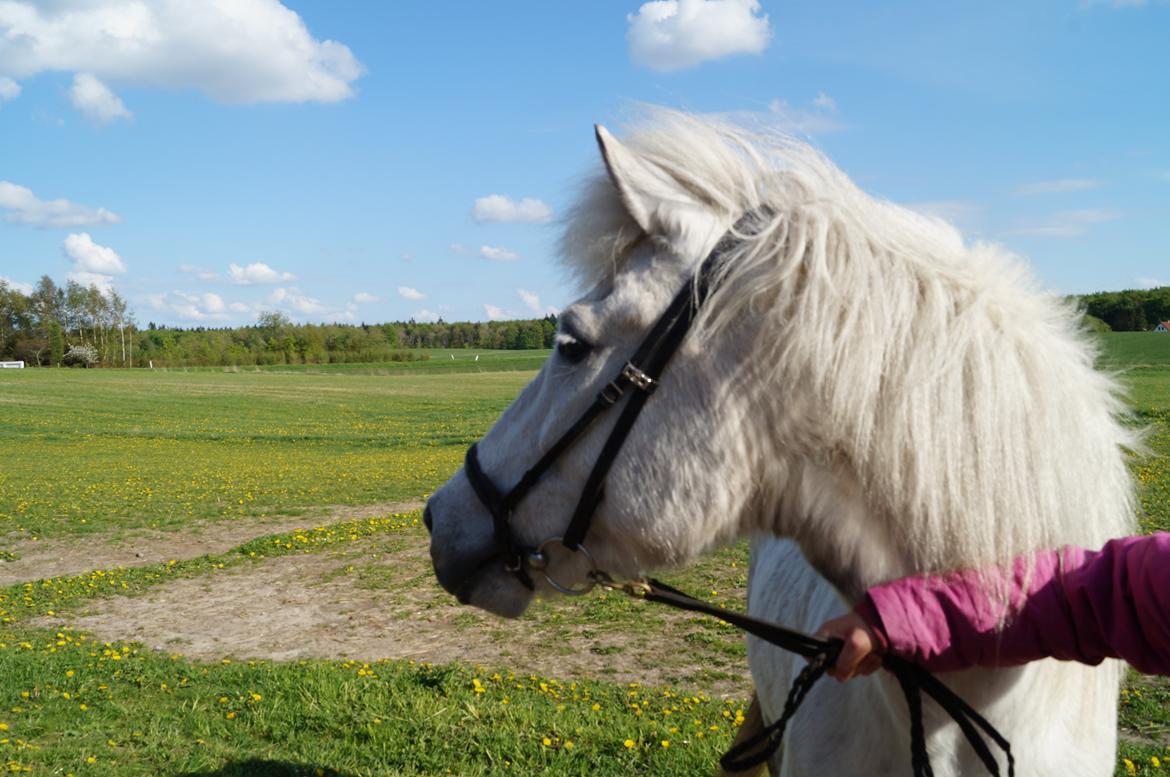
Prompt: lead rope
<box><xmin>595</xmin><ymin>575</ymin><xmax>1014</xmax><ymax>777</ymax></box>
<box><xmin>720</xmin><ymin>651</ymin><xmax>835</xmax><ymax>771</ymax></box>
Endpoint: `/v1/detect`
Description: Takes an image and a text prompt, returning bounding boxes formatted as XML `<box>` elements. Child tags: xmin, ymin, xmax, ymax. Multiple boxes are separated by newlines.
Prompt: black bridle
<box><xmin>463</xmin><ymin>212</ymin><xmax>746</xmax><ymax>592</ymax></box>
<box><xmin>460</xmin><ymin>212</ymin><xmax>1014</xmax><ymax>777</ymax></box>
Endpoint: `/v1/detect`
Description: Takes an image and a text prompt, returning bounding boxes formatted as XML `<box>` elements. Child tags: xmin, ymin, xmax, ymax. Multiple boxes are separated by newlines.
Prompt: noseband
<box><xmin>463</xmin><ymin>212</ymin><xmax>755</xmax><ymax>592</ymax></box>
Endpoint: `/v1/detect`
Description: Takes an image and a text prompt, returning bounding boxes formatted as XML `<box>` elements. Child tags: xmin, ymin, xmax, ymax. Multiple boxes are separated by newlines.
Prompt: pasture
<box><xmin>0</xmin><ymin>335</ymin><xmax>1167</xmax><ymax>776</ymax></box>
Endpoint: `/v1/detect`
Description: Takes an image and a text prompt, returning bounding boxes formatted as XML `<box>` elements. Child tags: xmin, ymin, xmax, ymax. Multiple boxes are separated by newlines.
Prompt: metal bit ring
<box><xmin>528</xmin><ymin>537</ymin><xmax>598</xmax><ymax>596</ymax></box>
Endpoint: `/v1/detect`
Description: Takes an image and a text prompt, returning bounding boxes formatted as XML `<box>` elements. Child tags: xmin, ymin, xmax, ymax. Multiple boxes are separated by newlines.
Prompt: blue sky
<box><xmin>1</xmin><ymin>0</ymin><xmax>1167</xmax><ymax>327</ymax></box>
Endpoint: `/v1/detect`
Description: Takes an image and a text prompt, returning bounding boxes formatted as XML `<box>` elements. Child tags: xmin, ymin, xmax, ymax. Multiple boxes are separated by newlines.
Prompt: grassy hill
<box><xmin>1095</xmin><ymin>332</ymin><xmax>1170</xmax><ymax>369</ymax></box>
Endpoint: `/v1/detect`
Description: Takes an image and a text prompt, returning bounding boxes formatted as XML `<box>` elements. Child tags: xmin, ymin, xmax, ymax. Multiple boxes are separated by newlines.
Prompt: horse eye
<box><xmin>555</xmin><ymin>334</ymin><xmax>592</xmax><ymax>364</ymax></box>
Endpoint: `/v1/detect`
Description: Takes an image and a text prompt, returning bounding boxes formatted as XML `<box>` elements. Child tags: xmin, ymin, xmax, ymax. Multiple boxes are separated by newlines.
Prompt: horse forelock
<box><xmin>559</xmin><ymin>108</ymin><xmax>1138</xmax><ymax>574</ymax></box>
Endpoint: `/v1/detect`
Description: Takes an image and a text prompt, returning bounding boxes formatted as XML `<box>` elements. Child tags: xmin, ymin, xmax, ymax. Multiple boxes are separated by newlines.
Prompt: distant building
<box><xmin>1155</xmin><ymin>321</ymin><xmax>1170</xmax><ymax>332</ymax></box>
<box><xmin>0</xmin><ymin>361</ymin><xmax>24</xmax><ymax>368</ymax></box>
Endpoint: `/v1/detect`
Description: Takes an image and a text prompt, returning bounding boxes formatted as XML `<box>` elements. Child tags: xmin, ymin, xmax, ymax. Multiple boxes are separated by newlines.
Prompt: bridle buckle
<box><xmin>621</xmin><ymin>362</ymin><xmax>657</xmax><ymax>392</ymax></box>
<box><xmin>599</xmin><ymin>381</ymin><xmax>624</xmax><ymax>405</ymax></box>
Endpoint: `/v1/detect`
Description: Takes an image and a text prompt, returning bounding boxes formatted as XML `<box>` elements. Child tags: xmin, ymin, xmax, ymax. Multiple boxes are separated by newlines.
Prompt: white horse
<box><xmin>425</xmin><ymin>110</ymin><xmax>1137</xmax><ymax>776</ymax></box>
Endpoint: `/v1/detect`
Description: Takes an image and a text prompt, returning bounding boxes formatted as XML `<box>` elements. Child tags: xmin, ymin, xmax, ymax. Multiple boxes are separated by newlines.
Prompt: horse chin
<box><xmin>456</xmin><ymin>566</ymin><xmax>534</xmax><ymax>619</ymax></box>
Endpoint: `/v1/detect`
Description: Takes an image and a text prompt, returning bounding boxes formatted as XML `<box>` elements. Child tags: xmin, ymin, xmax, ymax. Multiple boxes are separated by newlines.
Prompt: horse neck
<box><xmin>773</xmin><ymin>457</ymin><xmax>916</xmax><ymax>602</ymax></box>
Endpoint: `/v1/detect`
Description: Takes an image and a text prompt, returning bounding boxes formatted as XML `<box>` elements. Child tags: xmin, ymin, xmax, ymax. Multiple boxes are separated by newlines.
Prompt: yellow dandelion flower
<box><xmin>564</xmin><ymin>741</ymin><xmax>574</xmax><ymax>750</ymax></box>
<box><xmin>661</xmin><ymin>740</ymin><xmax>670</xmax><ymax>748</ymax></box>
<box><xmin>623</xmin><ymin>739</ymin><xmax>635</xmax><ymax>749</ymax></box>
<box><xmin>542</xmin><ymin>737</ymin><xmax>552</xmax><ymax>747</ymax></box>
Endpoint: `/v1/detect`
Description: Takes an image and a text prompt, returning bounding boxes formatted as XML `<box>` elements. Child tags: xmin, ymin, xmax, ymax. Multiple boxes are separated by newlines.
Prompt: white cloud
<box><xmin>907</xmin><ymin>200</ymin><xmax>983</xmax><ymax>230</ymax></box>
<box><xmin>151</xmin><ymin>285</ymin><xmax>352</xmax><ymax>324</ymax></box>
<box><xmin>813</xmin><ymin>91</ymin><xmax>837</xmax><ymax>112</ymax></box>
<box><xmin>397</xmin><ymin>286</ymin><xmax>425</xmax><ymax>300</ymax></box>
<box><xmin>353</xmin><ymin>292</ymin><xmax>380</xmax><ymax>303</ymax></box>
<box><xmin>268</xmin><ymin>286</ymin><xmax>326</xmax><ymax>316</ymax></box>
<box><xmin>63</xmin><ymin>232</ymin><xmax>126</xmax><ymax>274</ymax></box>
<box><xmin>0</xmin><ymin>181</ymin><xmax>120</xmax><ymax>227</ymax></box>
<box><xmin>484</xmin><ymin>304</ymin><xmax>514</xmax><ymax>321</ymax></box>
<box><xmin>228</xmin><ymin>262</ymin><xmax>295</xmax><ymax>285</ymax></box>
<box><xmin>764</xmin><ymin>99</ymin><xmax>845</xmax><ymax>134</ymax></box>
<box><xmin>67</xmin><ymin>270</ymin><xmax>115</xmax><ymax>291</ymax></box>
<box><xmin>0</xmin><ymin>0</ymin><xmax>364</xmax><ymax>114</ymax></box>
<box><xmin>1136</xmin><ymin>277</ymin><xmax>1166</xmax><ymax>289</ymax></box>
<box><xmin>1</xmin><ymin>276</ymin><xmax>33</xmax><ymax>294</ymax></box>
<box><xmin>69</xmin><ymin>73</ymin><xmax>132</xmax><ymax>123</ymax></box>
<box><xmin>1009</xmin><ymin>208</ymin><xmax>1121</xmax><ymax>238</ymax></box>
<box><xmin>517</xmin><ymin>289</ymin><xmax>542</xmax><ymax>315</ymax></box>
<box><xmin>517</xmin><ymin>288</ymin><xmax>557</xmax><ymax>316</ymax></box>
<box><xmin>415</xmin><ymin>309</ymin><xmax>439</xmax><ymax>323</ymax></box>
<box><xmin>627</xmin><ymin>0</ymin><xmax>771</xmax><ymax>72</ymax></box>
<box><xmin>449</xmin><ymin>243</ymin><xmax>466</xmax><ymax>254</ymax></box>
<box><xmin>473</xmin><ymin>194</ymin><xmax>553</xmax><ymax>224</ymax></box>
<box><xmin>0</xmin><ymin>76</ymin><xmax>20</xmax><ymax>102</ymax></box>
<box><xmin>201</xmin><ymin>292</ymin><xmax>225</xmax><ymax>314</ymax></box>
<box><xmin>150</xmin><ymin>290</ymin><xmax>232</xmax><ymax>322</ymax></box>
<box><xmin>179</xmin><ymin>263</ymin><xmax>220</xmax><ymax>281</ymax></box>
<box><xmin>480</xmin><ymin>245</ymin><xmax>519</xmax><ymax>262</ymax></box>
<box><xmin>1014</xmin><ymin>178</ymin><xmax>1104</xmax><ymax>196</ymax></box>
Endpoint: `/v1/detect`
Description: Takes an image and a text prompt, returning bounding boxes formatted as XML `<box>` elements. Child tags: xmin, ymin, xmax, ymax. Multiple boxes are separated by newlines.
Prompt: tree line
<box><xmin>132</xmin><ymin>313</ymin><xmax>557</xmax><ymax>368</ymax></box>
<box><xmin>1</xmin><ymin>276</ymin><xmax>133</xmax><ymax>367</ymax></box>
<box><xmin>1074</xmin><ymin>287</ymin><xmax>1170</xmax><ymax>332</ymax></box>
<box><xmin>10</xmin><ymin>272</ymin><xmax>1162</xmax><ymax>368</ymax></box>
<box><xmin>0</xmin><ymin>276</ymin><xmax>557</xmax><ymax>368</ymax></box>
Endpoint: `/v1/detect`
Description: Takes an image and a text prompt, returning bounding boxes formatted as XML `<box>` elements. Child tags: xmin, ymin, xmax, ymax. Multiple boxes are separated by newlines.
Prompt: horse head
<box><xmin>425</xmin><ymin>110</ymin><xmax>1136</xmax><ymax>621</ymax></box>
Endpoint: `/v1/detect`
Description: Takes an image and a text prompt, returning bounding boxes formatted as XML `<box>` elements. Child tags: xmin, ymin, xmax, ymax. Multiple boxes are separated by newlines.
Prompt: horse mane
<box><xmin>560</xmin><ymin>108</ymin><xmax>1138</xmax><ymax>573</ymax></box>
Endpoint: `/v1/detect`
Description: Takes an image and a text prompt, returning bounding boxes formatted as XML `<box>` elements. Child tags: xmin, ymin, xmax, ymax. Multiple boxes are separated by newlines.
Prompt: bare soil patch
<box><xmin>0</xmin><ymin>500</ymin><xmax>423</xmax><ymax>586</ymax></box>
<box><xmin>42</xmin><ymin>541</ymin><xmax>752</xmax><ymax>698</ymax></box>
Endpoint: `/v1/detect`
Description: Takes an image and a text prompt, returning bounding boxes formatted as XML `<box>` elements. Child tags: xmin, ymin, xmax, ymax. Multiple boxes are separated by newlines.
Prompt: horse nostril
<box><xmin>423</xmin><ymin>504</ymin><xmax>434</xmax><ymax>532</ymax></box>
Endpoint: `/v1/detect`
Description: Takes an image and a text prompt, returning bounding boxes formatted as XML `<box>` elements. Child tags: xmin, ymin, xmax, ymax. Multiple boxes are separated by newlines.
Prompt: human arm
<box><xmin>818</xmin><ymin>533</ymin><xmax>1170</xmax><ymax>678</ymax></box>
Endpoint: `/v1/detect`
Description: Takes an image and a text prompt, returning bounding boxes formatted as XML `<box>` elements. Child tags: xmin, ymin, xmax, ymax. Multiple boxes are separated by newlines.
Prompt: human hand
<box><xmin>815</xmin><ymin>611</ymin><xmax>883</xmax><ymax>682</ymax></box>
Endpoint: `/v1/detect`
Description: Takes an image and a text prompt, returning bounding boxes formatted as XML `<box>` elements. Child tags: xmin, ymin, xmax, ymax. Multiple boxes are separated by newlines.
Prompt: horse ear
<box><xmin>594</xmin><ymin>124</ymin><xmax>708</xmax><ymax>241</ymax></box>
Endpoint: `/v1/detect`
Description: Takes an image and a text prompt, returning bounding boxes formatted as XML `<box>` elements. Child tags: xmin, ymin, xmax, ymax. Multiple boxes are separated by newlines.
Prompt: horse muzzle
<box><xmin>425</xmin><ymin>488</ymin><xmax>534</xmax><ymax>618</ymax></box>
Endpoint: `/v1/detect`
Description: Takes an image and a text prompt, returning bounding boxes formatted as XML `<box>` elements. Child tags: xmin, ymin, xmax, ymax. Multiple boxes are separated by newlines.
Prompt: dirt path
<box><xmin>0</xmin><ymin>500</ymin><xmax>424</xmax><ymax>586</ymax></box>
<box><xmin>39</xmin><ymin>541</ymin><xmax>752</xmax><ymax>698</ymax></box>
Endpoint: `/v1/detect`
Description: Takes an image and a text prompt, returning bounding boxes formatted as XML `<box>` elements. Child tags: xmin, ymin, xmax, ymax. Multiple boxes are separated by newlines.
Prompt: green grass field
<box><xmin>150</xmin><ymin>349</ymin><xmax>552</xmax><ymax>376</ymax></box>
<box><xmin>0</xmin><ymin>368</ymin><xmax>530</xmax><ymax>540</ymax></box>
<box><xmin>1095</xmin><ymin>332</ymin><xmax>1170</xmax><ymax>369</ymax></box>
<box><xmin>1</xmin><ymin>337</ymin><xmax>1168</xmax><ymax>775</ymax></box>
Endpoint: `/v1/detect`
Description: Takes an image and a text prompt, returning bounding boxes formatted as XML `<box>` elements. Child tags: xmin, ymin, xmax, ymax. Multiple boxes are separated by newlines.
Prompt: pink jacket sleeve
<box><xmin>857</xmin><ymin>533</ymin><xmax>1170</xmax><ymax>675</ymax></box>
